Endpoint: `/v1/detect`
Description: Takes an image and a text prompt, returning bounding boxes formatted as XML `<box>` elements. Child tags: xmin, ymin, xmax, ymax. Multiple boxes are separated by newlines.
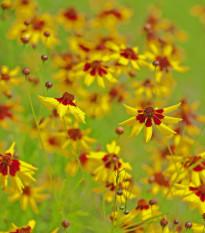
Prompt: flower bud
<box><xmin>185</xmin><ymin>222</ymin><xmax>192</xmax><ymax>229</ymax></box>
<box><xmin>44</xmin><ymin>31</ymin><xmax>50</xmax><ymax>37</ymax></box>
<box><xmin>160</xmin><ymin>219</ymin><xmax>168</xmax><ymax>227</ymax></box>
<box><xmin>124</xmin><ymin>210</ymin><xmax>129</xmax><ymax>215</ymax></box>
<box><xmin>115</xmin><ymin>127</ymin><xmax>124</xmax><ymax>135</ymax></box>
<box><xmin>62</xmin><ymin>220</ymin><xmax>70</xmax><ymax>228</ymax></box>
<box><xmin>152</xmin><ymin>60</ymin><xmax>159</xmax><ymax>67</ymax></box>
<box><xmin>22</xmin><ymin>68</ymin><xmax>30</xmax><ymax>76</ymax></box>
<box><xmin>45</xmin><ymin>81</ymin><xmax>53</xmax><ymax>89</ymax></box>
<box><xmin>117</xmin><ymin>189</ymin><xmax>123</xmax><ymax>196</ymax></box>
<box><xmin>41</xmin><ymin>54</ymin><xmax>48</xmax><ymax>62</ymax></box>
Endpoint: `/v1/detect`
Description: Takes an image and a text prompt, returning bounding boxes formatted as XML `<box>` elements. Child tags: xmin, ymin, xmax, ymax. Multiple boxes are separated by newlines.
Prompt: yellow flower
<box><xmin>8</xmin><ymin>182</ymin><xmax>49</xmax><ymax>214</ymax></box>
<box><xmin>0</xmin><ymin>65</ymin><xmax>23</xmax><ymax>97</ymax></box>
<box><xmin>91</xmin><ymin>3</ymin><xmax>131</xmax><ymax>31</ymax></box>
<box><xmin>53</xmin><ymin>124</ymin><xmax>96</xmax><ymax>151</ymax></box>
<box><xmin>0</xmin><ymin>142</ymin><xmax>38</xmax><ymax>193</ymax></box>
<box><xmin>174</xmin><ymin>182</ymin><xmax>205</xmax><ymax>213</ymax></box>
<box><xmin>87</xmin><ymin>140</ymin><xmax>132</xmax><ymax>183</ymax></box>
<box><xmin>74</xmin><ymin>54</ymin><xmax>117</xmax><ymax>88</ymax></box>
<box><xmin>191</xmin><ymin>5</ymin><xmax>205</xmax><ymax>23</ymax></box>
<box><xmin>1</xmin><ymin>219</ymin><xmax>36</xmax><ymax>233</ymax></box>
<box><xmin>78</xmin><ymin>90</ymin><xmax>111</xmax><ymax>118</ymax></box>
<box><xmin>12</xmin><ymin>0</ymin><xmax>36</xmax><ymax>18</ymax></box>
<box><xmin>120</xmin><ymin>103</ymin><xmax>182</xmax><ymax>142</ymax></box>
<box><xmin>145</xmin><ymin>42</ymin><xmax>188</xmax><ymax>83</ymax></box>
<box><xmin>38</xmin><ymin>92</ymin><xmax>86</xmax><ymax>123</ymax></box>
<box><xmin>56</xmin><ymin>7</ymin><xmax>85</xmax><ymax>30</ymax></box>
<box><xmin>8</xmin><ymin>13</ymin><xmax>59</xmax><ymax>48</ymax></box>
<box><xmin>108</xmin><ymin>43</ymin><xmax>147</xmax><ymax>70</ymax></box>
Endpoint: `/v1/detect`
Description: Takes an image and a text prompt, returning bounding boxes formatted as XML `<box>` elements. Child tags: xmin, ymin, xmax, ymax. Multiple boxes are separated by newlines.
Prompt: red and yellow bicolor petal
<box><xmin>38</xmin><ymin>95</ymin><xmax>86</xmax><ymax>123</ymax></box>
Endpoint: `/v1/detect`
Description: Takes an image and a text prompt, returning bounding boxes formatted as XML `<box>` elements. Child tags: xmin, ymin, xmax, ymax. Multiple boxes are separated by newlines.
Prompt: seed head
<box><xmin>152</xmin><ymin>60</ymin><xmax>159</xmax><ymax>67</ymax></box>
<box><xmin>174</xmin><ymin>219</ymin><xmax>179</xmax><ymax>225</ymax></box>
<box><xmin>21</xmin><ymin>36</ymin><xmax>30</xmax><ymax>44</ymax></box>
<box><xmin>45</xmin><ymin>81</ymin><xmax>53</xmax><ymax>89</ymax></box>
<box><xmin>41</xmin><ymin>54</ymin><xmax>48</xmax><ymax>62</ymax></box>
<box><xmin>22</xmin><ymin>68</ymin><xmax>30</xmax><ymax>76</ymax></box>
<box><xmin>115</xmin><ymin>127</ymin><xmax>124</xmax><ymax>135</ymax></box>
<box><xmin>44</xmin><ymin>31</ymin><xmax>50</xmax><ymax>37</ymax></box>
<box><xmin>13</xmin><ymin>152</ymin><xmax>19</xmax><ymax>158</ymax></box>
<box><xmin>124</xmin><ymin>210</ymin><xmax>129</xmax><ymax>215</ymax></box>
<box><xmin>160</xmin><ymin>219</ymin><xmax>168</xmax><ymax>227</ymax></box>
<box><xmin>185</xmin><ymin>222</ymin><xmax>192</xmax><ymax>229</ymax></box>
<box><xmin>117</xmin><ymin>189</ymin><xmax>123</xmax><ymax>196</ymax></box>
<box><xmin>24</xmin><ymin>19</ymin><xmax>30</xmax><ymax>26</ymax></box>
<box><xmin>62</xmin><ymin>220</ymin><xmax>70</xmax><ymax>228</ymax></box>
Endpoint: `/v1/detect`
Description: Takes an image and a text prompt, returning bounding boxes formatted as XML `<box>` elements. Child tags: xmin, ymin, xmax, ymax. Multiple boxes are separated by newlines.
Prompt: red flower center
<box><xmin>55</xmin><ymin>92</ymin><xmax>76</xmax><ymax>106</ymax></box>
<box><xmin>1</xmin><ymin>74</ymin><xmax>10</xmax><ymax>81</ymax></box>
<box><xmin>48</xmin><ymin>137</ymin><xmax>61</xmax><ymax>147</ymax></box>
<box><xmin>0</xmin><ymin>105</ymin><xmax>12</xmax><ymax>120</ymax></box>
<box><xmin>190</xmin><ymin>185</ymin><xmax>205</xmax><ymax>202</ymax></box>
<box><xmin>184</xmin><ymin>155</ymin><xmax>205</xmax><ymax>172</ymax></box>
<box><xmin>120</xmin><ymin>48</ymin><xmax>138</xmax><ymax>60</ymax></box>
<box><xmin>100</xmin><ymin>9</ymin><xmax>122</xmax><ymax>19</ymax></box>
<box><xmin>84</xmin><ymin>61</ymin><xmax>108</xmax><ymax>77</ymax></box>
<box><xmin>0</xmin><ymin>153</ymin><xmax>20</xmax><ymax>176</ymax></box>
<box><xmin>15</xmin><ymin>226</ymin><xmax>31</xmax><ymax>233</ymax></box>
<box><xmin>62</xmin><ymin>92</ymin><xmax>74</xmax><ymax>101</ymax></box>
<box><xmin>136</xmin><ymin>199</ymin><xmax>149</xmax><ymax>210</ymax></box>
<box><xmin>153</xmin><ymin>172</ymin><xmax>169</xmax><ymax>187</ymax></box>
<box><xmin>143</xmin><ymin>79</ymin><xmax>153</xmax><ymax>87</ymax></box>
<box><xmin>89</xmin><ymin>93</ymin><xmax>98</xmax><ymax>103</ymax></box>
<box><xmin>79</xmin><ymin>153</ymin><xmax>88</xmax><ymax>166</ymax></box>
<box><xmin>21</xmin><ymin>0</ymin><xmax>29</xmax><ymax>5</ymax></box>
<box><xmin>23</xmin><ymin>186</ymin><xmax>31</xmax><ymax>196</ymax></box>
<box><xmin>63</xmin><ymin>8</ymin><xmax>78</xmax><ymax>21</ymax></box>
<box><xmin>156</xmin><ymin>56</ymin><xmax>171</xmax><ymax>71</ymax></box>
<box><xmin>68</xmin><ymin>128</ymin><xmax>82</xmax><ymax>141</ymax></box>
<box><xmin>102</xmin><ymin>154</ymin><xmax>121</xmax><ymax>170</ymax></box>
<box><xmin>31</xmin><ymin>18</ymin><xmax>45</xmax><ymax>31</ymax></box>
<box><xmin>144</xmin><ymin>107</ymin><xmax>155</xmax><ymax>118</ymax></box>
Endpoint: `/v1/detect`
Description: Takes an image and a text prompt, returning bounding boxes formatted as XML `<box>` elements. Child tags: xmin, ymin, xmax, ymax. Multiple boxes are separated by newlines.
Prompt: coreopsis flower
<box><xmin>87</xmin><ymin>140</ymin><xmax>132</xmax><ymax>183</ymax></box>
<box><xmin>0</xmin><ymin>99</ymin><xmax>23</xmax><ymax>129</ymax></box>
<box><xmin>94</xmin><ymin>178</ymin><xmax>139</xmax><ymax>203</ymax></box>
<box><xmin>74</xmin><ymin>54</ymin><xmax>117</xmax><ymax>88</ymax></box>
<box><xmin>120</xmin><ymin>103</ymin><xmax>182</xmax><ymax>142</ymax></box>
<box><xmin>166</xmin><ymin>152</ymin><xmax>205</xmax><ymax>186</ymax></box>
<box><xmin>56</xmin><ymin>7</ymin><xmax>85</xmax><ymax>30</ymax></box>
<box><xmin>91</xmin><ymin>3</ymin><xmax>131</xmax><ymax>31</ymax></box>
<box><xmin>12</xmin><ymin>0</ymin><xmax>36</xmax><ymax>18</ymax></box>
<box><xmin>8</xmin><ymin>182</ymin><xmax>49</xmax><ymax>213</ymax></box>
<box><xmin>53</xmin><ymin>124</ymin><xmax>96</xmax><ymax>150</ymax></box>
<box><xmin>145</xmin><ymin>42</ymin><xmax>188</xmax><ymax>83</ymax></box>
<box><xmin>38</xmin><ymin>92</ymin><xmax>86</xmax><ymax>123</ymax></box>
<box><xmin>108</xmin><ymin>84</ymin><xmax>128</xmax><ymax>103</ymax></box>
<box><xmin>0</xmin><ymin>65</ymin><xmax>23</xmax><ymax>97</ymax></box>
<box><xmin>143</xmin><ymin>164</ymin><xmax>171</xmax><ymax>196</ymax></box>
<box><xmin>122</xmin><ymin>199</ymin><xmax>161</xmax><ymax>221</ymax></box>
<box><xmin>174</xmin><ymin>98</ymin><xmax>205</xmax><ymax>135</ymax></box>
<box><xmin>131</xmin><ymin>78</ymin><xmax>171</xmax><ymax>100</ymax></box>
<box><xmin>0</xmin><ymin>142</ymin><xmax>38</xmax><ymax>192</ymax></box>
<box><xmin>65</xmin><ymin>152</ymin><xmax>99</xmax><ymax>176</ymax></box>
<box><xmin>78</xmin><ymin>91</ymin><xmax>111</xmax><ymax>118</ymax></box>
<box><xmin>191</xmin><ymin>5</ymin><xmax>205</xmax><ymax>23</ymax></box>
<box><xmin>1</xmin><ymin>220</ymin><xmax>36</xmax><ymax>233</ymax></box>
<box><xmin>108</xmin><ymin>43</ymin><xmax>147</xmax><ymax>70</ymax></box>
<box><xmin>8</xmin><ymin>14</ymin><xmax>59</xmax><ymax>48</ymax></box>
<box><xmin>174</xmin><ymin>182</ymin><xmax>205</xmax><ymax>213</ymax></box>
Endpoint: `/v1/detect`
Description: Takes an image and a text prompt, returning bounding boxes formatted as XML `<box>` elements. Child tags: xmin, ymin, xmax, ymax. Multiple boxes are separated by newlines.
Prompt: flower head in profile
<box><xmin>2</xmin><ymin>220</ymin><xmax>36</xmax><ymax>233</ymax></box>
<box><xmin>38</xmin><ymin>92</ymin><xmax>86</xmax><ymax>123</ymax></box>
<box><xmin>120</xmin><ymin>103</ymin><xmax>182</xmax><ymax>142</ymax></box>
<box><xmin>0</xmin><ymin>142</ymin><xmax>38</xmax><ymax>193</ymax></box>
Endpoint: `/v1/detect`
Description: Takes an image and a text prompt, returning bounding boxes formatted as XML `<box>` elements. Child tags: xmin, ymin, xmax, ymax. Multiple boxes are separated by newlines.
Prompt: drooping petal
<box><xmin>144</xmin><ymin>125</ymin><xmax>153</xmax><ymax>142</ymax></box>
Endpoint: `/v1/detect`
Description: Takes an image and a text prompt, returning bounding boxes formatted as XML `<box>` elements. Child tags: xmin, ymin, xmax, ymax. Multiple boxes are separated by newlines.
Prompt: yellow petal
<box><xmin>119</xmin><ymin>117</ymin><xmax>136</xmax><ymax>127</ymax></box>
<box><xmin>156</xmin><ymin>123</ymin><xmax>176</xmax><ymax>136</ymax></box>
<box><xmin>5</xmin><ymin>142</ymin><xmax>15</xmax><ymax>155</ymax></box>
<box><xmin>123</xmin><ymin>104</ymin><xmax>139</xmax><ymax>115</ymax></box>
<box><xmin>162</xmin><ymin>102</ymin><xmax>181</xmax><ymax>114</ymax></box>
<box><xmin>162</xmin><ymin>116</ymin><xmax>182</xmax><ymax>124</ymax></box>
<box><xmin>144</xmin><ymin>126</ymin><xmax>153</xmax><ymax>142</ymax></box>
